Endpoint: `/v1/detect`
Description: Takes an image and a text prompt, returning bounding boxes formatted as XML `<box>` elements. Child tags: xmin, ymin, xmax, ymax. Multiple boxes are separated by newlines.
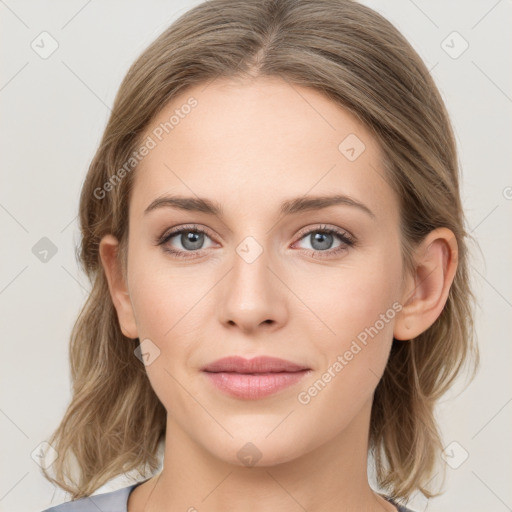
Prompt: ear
<box><xmin>99</xmin><ymin>234</ymin><xmax>138</xmax><ymax>339</ymax></box>
<box><xmin>394</xmin><ymin>227</ymin><xmax>458</xmax><ymax>341</ymax></box>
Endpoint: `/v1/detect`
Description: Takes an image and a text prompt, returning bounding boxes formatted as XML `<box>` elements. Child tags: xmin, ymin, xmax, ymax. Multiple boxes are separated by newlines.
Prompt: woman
<box><xmin>40</xmin><ymin>0</ymin><xmax>479</xmax><ymax>511</ymax></box>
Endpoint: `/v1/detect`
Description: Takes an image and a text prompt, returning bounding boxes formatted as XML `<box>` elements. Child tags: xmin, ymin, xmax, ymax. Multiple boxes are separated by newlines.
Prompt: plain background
<box><xmin>1</xmin><ymin>1</ymin><xmax>511</xmax><ymax>511</ymax></box>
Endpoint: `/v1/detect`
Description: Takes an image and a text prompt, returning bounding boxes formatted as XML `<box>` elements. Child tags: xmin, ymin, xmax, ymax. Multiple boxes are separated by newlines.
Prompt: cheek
<box><xmin>295</xmin><ymin>268</ymin><xmax>402</xmax><ymax>433</ymax></box>
<box><xmin>127</xmin><ymin>241</ymin><xmax>206</xmax><ymax>340</ymax></box>
<box><xmin>309</xmin><ymin>242</ymin><xmax>403</xmax><ymax>380</ymax></box>
<box><xmin>126</xmin><ymin>257</ymin><xmax>202</xmax><ymax>410</ymax></box>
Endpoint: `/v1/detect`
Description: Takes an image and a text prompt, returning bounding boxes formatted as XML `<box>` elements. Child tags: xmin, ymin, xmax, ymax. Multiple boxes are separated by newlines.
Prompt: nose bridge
<box><xmin>219</xmin><ymin>232</ymin><xmax>287</xmax><ymax>330</ymax></box>
<box><xmin>231</xmin><ymin>234</ymin><xmax>274</xmax><ymax>304</ymax></box>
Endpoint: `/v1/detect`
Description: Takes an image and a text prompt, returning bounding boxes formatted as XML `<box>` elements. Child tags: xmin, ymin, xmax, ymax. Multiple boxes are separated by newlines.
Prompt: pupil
<box><xmin>312</xmin><ymin>232</ymin><xmax>332</xmax><ymax>250</ymax></box>
<box><xmin>183</xmin><ymin>231</ymin><xmax>203</xmax><ymax>249</ymax></box>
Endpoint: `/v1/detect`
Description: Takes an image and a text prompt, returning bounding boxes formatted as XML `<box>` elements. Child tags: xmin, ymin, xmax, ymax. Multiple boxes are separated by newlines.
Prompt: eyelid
<box><xmin>157</xmin><ymin>223</ymin><xmax>217</xmax><ymax>244</ymax></box>
<box><xmin>294</xmin><ymin>223</ymin><xmax>355</xmax><ymax>244</ymax></box>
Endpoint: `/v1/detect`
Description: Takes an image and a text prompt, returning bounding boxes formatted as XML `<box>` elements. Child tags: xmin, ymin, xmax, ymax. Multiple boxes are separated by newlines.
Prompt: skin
<box><xmin>99</xmin><ymin>76</ymin><xmax>458</xmax><ymax>512</ymax></box>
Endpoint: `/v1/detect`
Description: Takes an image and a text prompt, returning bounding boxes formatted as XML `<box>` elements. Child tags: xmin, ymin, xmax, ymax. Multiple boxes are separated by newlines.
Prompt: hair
<box><xmin>41</xmin><ymin>0</ymin><xmax>479</xmax><ymax>504</ymax></box>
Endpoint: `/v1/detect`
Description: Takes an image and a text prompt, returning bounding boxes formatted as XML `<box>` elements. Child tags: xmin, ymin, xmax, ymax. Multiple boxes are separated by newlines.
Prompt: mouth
<box><xmin>201</xmin><ymin>356</ymin><xmax>311</xmax><ymax>400</ymax></box>
<box><xmin>202</xmin><ymin>370</ymin><xmax>311</xmax><ymax>400</ymax></box>
<box><xmin>201</xmin><ymin>355</ymin><xmax>310</xmax><ymax>374</ymax></box>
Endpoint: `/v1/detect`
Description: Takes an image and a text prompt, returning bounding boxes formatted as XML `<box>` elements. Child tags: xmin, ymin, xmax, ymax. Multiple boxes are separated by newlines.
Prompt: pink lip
<box><xmin>201</xmin><ymin>356</ymin><xmax>311</xmax><ymax>400</ymax></box>
<box><xmin>201</xmin><ymin>356</ymin><xmax>310</xmax><ymax>373</ymax></box>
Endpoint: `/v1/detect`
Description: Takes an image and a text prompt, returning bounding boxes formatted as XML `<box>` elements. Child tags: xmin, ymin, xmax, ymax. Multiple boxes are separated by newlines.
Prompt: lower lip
<box><xmin>203</xmin><ymin>370</ymin><xmax>311</xmax><ymax>400</ymax></box>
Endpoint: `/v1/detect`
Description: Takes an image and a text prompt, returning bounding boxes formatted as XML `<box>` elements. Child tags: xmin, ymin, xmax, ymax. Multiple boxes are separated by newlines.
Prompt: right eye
<box><xmin>157</xmin><ymin>224</ymin><xmax>217</xmax><ymax>259</ymax></box>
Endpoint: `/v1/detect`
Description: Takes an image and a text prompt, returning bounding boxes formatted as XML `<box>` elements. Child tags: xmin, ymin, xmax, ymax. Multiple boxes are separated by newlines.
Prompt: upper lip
<box><xmin>201</xmin><ymin>356</ymin><xmax>310</xmax><ymax>374</ymax></box>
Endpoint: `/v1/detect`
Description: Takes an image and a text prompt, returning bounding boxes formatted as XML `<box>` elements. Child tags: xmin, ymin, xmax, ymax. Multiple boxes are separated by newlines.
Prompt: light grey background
<box><xmin>1</xmin><ymin>1</ymin><xmax>511</xmax><ymax>511</ymax></box>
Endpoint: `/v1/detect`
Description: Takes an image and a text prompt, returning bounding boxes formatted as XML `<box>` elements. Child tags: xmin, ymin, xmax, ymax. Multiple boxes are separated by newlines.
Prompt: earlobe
<box><xmin>394</xmin><ymin>228</ymin><xmax>458</xmax><ymax>341</ymax></box>
<box><xmin>99</xmin><ymin>234</ymin><xmax>139</xmax><ymax>339</ymax></box>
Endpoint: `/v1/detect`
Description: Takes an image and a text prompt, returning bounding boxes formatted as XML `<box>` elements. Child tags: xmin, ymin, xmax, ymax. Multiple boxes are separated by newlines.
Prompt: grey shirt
<box><xmin>40</xmin><ymin>480</ymin><xmax>416</xmax><ymax>512</ymax></box>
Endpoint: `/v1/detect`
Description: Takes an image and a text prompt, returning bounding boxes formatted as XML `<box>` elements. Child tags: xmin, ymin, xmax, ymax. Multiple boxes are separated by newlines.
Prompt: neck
<box><xmin>140</xmin><ymin>396</ymin><xmax>395</xmax><ymax>512</ymax></box>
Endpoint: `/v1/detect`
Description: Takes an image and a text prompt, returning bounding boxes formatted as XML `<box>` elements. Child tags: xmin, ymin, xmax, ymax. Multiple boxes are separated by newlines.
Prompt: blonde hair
<box><xmin>41</xmin><ymin>0</ymin><xmax>479</xmax><ymax>502</ymax></box>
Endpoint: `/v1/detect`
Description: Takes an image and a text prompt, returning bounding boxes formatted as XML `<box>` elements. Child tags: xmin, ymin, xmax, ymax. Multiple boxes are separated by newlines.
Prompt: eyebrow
<box><xmin>144</xmin><ymin>193</ymin><xmax>375</xmax><ymax>219</ymax></box>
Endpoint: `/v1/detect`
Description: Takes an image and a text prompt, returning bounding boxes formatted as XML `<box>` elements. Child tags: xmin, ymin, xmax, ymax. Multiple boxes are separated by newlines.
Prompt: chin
<box><xmin>205</xmin><ymin>430</ymin><xmax>309</xmax><ymax>468</ymax></box>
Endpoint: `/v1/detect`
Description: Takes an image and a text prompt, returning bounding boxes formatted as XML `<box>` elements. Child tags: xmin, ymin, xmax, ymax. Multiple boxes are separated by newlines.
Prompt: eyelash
<box><xmin>156</xmin><ymin>223</ymin><xmax>356</xmax><ymax>260</ymax></box>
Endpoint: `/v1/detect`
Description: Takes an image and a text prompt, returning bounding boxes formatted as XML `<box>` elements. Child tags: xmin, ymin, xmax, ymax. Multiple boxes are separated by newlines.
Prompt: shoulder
<box><xmin>39</xmin><ymin>483</ymin><xmax>138</xmax><ymax>512</ymax></box>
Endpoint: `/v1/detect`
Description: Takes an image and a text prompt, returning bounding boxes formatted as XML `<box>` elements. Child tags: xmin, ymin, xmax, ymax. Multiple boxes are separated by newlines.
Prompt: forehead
<box><xmin>130</xmin><ymin>76</ymin><xmax>395</xmax><ymax>221</ymax></box>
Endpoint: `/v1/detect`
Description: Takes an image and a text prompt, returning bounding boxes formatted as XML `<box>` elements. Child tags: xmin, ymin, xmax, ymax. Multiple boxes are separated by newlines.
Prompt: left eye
<box><xmin>294</xmin><ymin>228</ymin><xmax>353</xmax><ymax>252</ymax></box>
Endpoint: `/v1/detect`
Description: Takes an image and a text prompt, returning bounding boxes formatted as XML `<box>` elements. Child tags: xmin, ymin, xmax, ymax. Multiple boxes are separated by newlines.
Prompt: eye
<box><xmin>156</xmin><ymin>223</ymin><xmax>356</xmax><ymax>260</ymax></box>
<box><xmin>157</xmin><ymin>224</ymin><xmax>216</xmax><ymax>258</ymax></box>
<box><xmin>292</xmin><ymin>224</ymin><xmax>355</xmax><ymax>258</ymax></box>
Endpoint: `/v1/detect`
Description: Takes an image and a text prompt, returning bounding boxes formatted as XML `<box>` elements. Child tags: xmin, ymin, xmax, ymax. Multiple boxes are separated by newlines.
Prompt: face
<box><xmin>118</xmin><ymin>76</ymin><xmax>406</xmax><ymax>466</ymax></box>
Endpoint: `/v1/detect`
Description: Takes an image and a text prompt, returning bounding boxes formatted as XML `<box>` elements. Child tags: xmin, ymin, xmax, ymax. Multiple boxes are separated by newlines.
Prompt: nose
<box><xmin>218</xmin><ymin>240</ymin><xmax>288</xmax><ymax>334</ymax></box>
